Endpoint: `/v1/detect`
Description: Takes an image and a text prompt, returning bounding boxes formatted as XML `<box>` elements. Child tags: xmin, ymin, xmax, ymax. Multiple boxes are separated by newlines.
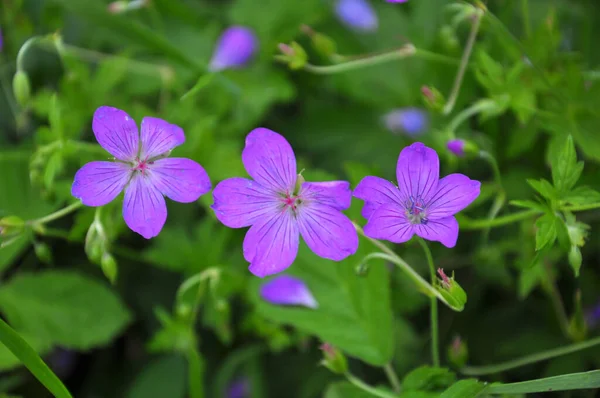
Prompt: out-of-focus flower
<box><xmin>227</xmin><ymin>377</ymin><xmax>250</xmax><ymax>398</ymax></box>
<box><xmin>387</xmin><ymin>0</ymin><xmax>408</xmax><ymax>2</ymax></box>
<box><xmin>585</xmin><ymin>302</ymin><xmax>600</xmax><ymax>329</ymax></box>
<box><xmin>209</xmin><ymin>26</ymin><xmax>258</xmax><ymax>72</ymax></box>
<box><xmin>383</xmin><ymin>108</ymin><xmax>428</xmax><ymax>136</ymax></box>
<box><xmin>260</xmin><ymin>275</ymin><xmax>318</xmax><ymax>308</ymax></box>
<box><xmin>108</xmin><ymin>0</ymin><xmax>148</xmax><ymax>14</ymax></box>
<box><xmin>320</xmin><ymin>343</ymin><xmax>348</xmax><ymax>374</ymax></box>
<box><xmin>354</xmin><ymin>142</ymin><xmax>480</xmax><ymax>248</ymax></box>
<box><xmin>335</xmin><ymin>0</ymin><xmax>378</xmax><ymax>32</ymax></box>
<box><xmin>0</xmin><ymin>27</ymin><xmax>3</xmax><ymax>52</ymax></box>
<box><xmin>447</xmin><ymin>139</ymin><xmax>466</xmax><ymax>157</ymax></box>
<box><xmin>71</xmin><ymin>106</ymin><xmax>211</xmax><ymax>239</ymax></box>
<box><xmin>211</xmin><ymin>128</ymin><xmax>358</xmax><ymax>277</ymax></box>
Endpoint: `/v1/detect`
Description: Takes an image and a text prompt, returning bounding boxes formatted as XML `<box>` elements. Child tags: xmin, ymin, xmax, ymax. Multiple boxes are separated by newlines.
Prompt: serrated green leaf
<box><xmin>560</xmin><ymin>186</ymin><xmax>600</xmax><ymax>205</ymax></box>
<box><xmin>509</xmin><ymin>200</ymin><xmax>547</xmax><ymax>212</ymax></box>
<box><xmin>535</xmin><ymin>214</ymin><xmax>559</xmax><ymax>251</ymax></box>
<box><xmin>0</xmin><ymin>271</ymin><xmax>131</xmax><ymax>350</ymax></box>
<box><xmin>551</xmin><ymin>135</ymin><xmax>583</xmax><ymax>194</ymax></box>
<box><xmin>440</xmin><ymin>379</ymin><xmax>487</xmax><ymax>398</ymax></box>
<box><xmin>402</xmin><ymin>366</ymin><xmax>456</xmax><ymax>391</ymax></box>
<box><xmin>526</xmin><ymin>179</ymin><xmax>556</xmax><ymax>201</ymax></box>
<box><xmin>487</xmin><ymin>370</ymin><xmax>600</xmax><ymax>394</ymax></box>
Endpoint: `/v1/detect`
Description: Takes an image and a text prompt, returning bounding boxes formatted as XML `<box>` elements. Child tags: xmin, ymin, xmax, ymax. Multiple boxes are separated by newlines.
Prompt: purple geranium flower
<box><xmin>211</xmin><ymin>128</ymin><xmax>358</xmax><ymax>277</ymax></box>
<box><xmin>447</xmin><ymin>139</ymin><xmax>466</xmax><ymax>157</ymax></box>
<box><xmin>260</xmin><ymin>275</ymin><xmax>318</xmax><ymax>308</ymax></box>
<box><xmin>227</xmin><ymin>377</ymin><xmax>250</xmax><ymax>398</ymax></box>
<box><xmin>209</xmin><ymin>26</ymin><xmax>258</xmax><ymax>72</ymax></box>
<box><xmin>354</xmin><ymin>142</ymin><xmax>480</xmax><ymax>248</ymax></box>
<box><xmin>335</xmin><ymin>0</ymin><xmax>378</xmax><ymax>32</ymax></box>
<box><xmin>0</xmin><ymin>27</ymin><xmax>3</xmax><ymax>52</ymax></box>
<box><xmin>383</xmin><ymin>108</ymin><xmax>428</xmax><ymax>136</ymax></box>
<box><xmin>72</xmin><ymin>106</ymin><xmax>211</xmax><ymax>239</ymax></box>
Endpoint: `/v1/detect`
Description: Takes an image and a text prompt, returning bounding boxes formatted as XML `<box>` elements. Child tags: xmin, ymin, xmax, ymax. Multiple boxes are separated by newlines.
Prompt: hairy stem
<box><xmin>542</xmin><ymin>262</ymin><xmax>570</xmax><ymax>338</ymax></box>
<box><xmin>345</xmin><ymin>372</ymin><xmax>398</xmax><ymax>398</ymax></box>
<box><xmin>383</xmin><ymin>363</ymin><xmax>402</xmax><ymax>394</ymax></box>
<box><xmin>417</xmin><ymin>238</ymin><xmax>440</xmax><ymax>367</ymax></box>
<box><xmin>28</xmin><ymin>202</ymin><xmax>83</xmax><ymax>226</ymax></box>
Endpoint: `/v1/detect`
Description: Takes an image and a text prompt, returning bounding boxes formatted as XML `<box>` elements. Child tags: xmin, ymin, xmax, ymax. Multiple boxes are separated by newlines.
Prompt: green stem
<box><xmin>479</xmin><ymin>151</ymin><xmax>503</xmax><ymax>189</ymax></box>
<box><xmin>345</xmin><ymin>372</ymin><xmax>398</xmax><ymax>398</ymax></box>
<box><xmin>28</xmin><ymin>202</ymin><xmax>83</xmax><ymax>226</ymax></box>
<box><xmin>443</xmin><ymin>9</ymin><xmax>484</xmax><ymax>115</ymax></box>
<box><xmin>447</xmin><ymin>100</ymin><xmax>493</xmax><ymax>133</ymax></box>
<box><xmin>383</xmin><ymin>363</ymin><xmax>402</xmax><ymax>394</ymax></box>
<box><xmin>461</xmin><ymin>335</ymin><xmax>600</xmax><ymax>376</ymax></box>
<box><xmin>417</xmin><ymin>238</ymin><xmax>440</xmax><ymax>367</ymax></box>
<box><xmin>521</xmin><ymin>0</ymin><xmax>531</xmax><ymax>38</ymax></box>
<box><xmin>564</xmin><ymin>202</ymin><xmax>600</xmax><ymax>212</ymax></box>
<box><xmin>541</xmin><ymin>262</ymin><xmax>570</xmax><ymax>338</ymax></box>
<box><xmin>458</xmin><ymin>209</ymin><xmax>538</xmax><ymax>230</ymax></box>
<box><xmin>16</xmin><ymin>36</ymin><xmax>51</xmax><ymax>71</ymax></box>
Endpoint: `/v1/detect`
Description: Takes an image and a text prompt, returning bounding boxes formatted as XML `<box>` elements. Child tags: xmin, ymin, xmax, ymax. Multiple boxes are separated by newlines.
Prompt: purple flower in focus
<box><xmin>72</xmin><ymin>106</ymin><xmax>211</xmax><ymax>239</ymax></box>
<box><xmin>260</xmin><ymin>275</ymin><xmax>318</xmax><ymax>308</ymax></box>
<box><xmin>383</xmin><ymin>108</ymin><xmax>428</xmax><ymax>136</ymax></box>
<box><xmin>447</xmin><ymin>139</ymin><xmax>466</xmax><ymax>157</ymax></box>
<box><xmin>227</xmin><ymin>377</ymin><xmax>250</xmax><ymax>398</ymax></box>
<box><xmin>354</xmin><ymin>142</ymin><xmax>480</xmax><ymax>248</ymax></box>
<box><xmin>335</xmin><ymin>0</ymin><xmax>378</xmax><ymax>32</ymax></box>
<box><xmin>209</xmin><ymin>26</ymin><xmax>258</xmax><ymax>72</ymax></box>
<box><xmin>211</xmin><ymin>128</ymin><xmax>358</xmax><ymax>277</ymax></box>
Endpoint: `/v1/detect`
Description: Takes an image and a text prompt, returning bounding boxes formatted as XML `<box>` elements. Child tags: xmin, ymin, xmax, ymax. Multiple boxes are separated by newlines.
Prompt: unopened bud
<box><xmin>447</xmin><ymin>335</ymin><xmax>468</xmax><ymax>368</ymax></box>
<box><xmin>421</xmin><ymin>85</ymin><xmax>445</xmax><ymax>112</ymax></box>
<box><xmin>275</xmin><ymin>42</ymin><xmax>307</xmax><ymax>70</ymax></box>
<box><xmin>0</xmin><ymin>216</ymin><xmax>25</xmax><ymax>237</ymax></box>
<box><xmin>101</xmin><ymin>253</ymin><xmax>118</xmax><ymax>284</ymax></box>
<box><xmin>34</xmin><ymin>242</ymin><xmax>53</xmax><ymax>264</ymax></box>
<box><xmin>447</xmin><ymin>139</ymin><xmax>478</xmax><ymax>158</ymax></box>
<box><xmin>108</xmin><ymin>1</ymin><xmax>127</xmax><ymax>13</ymax></box>
<box><xmin>319</xmin><ymin>343</ymin><xmax>348</xmax><ymax>374</ymax></box>
<box><xmin>436</xmin><ymin>268</ymin><xmax>467</xmax><ymax>311</ymax></box>
<box><xmin>568</xmin><ymin>246</ymin><xmax>582</xmax><ymax>277</ymax></box>
<box><xmin>301</xmin><ymin>26</ymin><xmax>337</xmax><ymax>58</ymax></box>
<box><xmin>13</xmin><ymin>70</ymin><xmax>31</xmax><ymax>107</ymax></box>
<box><xmin>355</xmin><ymin>261</ymin><xmax>370</xmax><ymax>277</ymax></box>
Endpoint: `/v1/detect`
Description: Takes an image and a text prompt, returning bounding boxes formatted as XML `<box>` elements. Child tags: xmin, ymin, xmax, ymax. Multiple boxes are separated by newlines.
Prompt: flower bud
<box><xmin>446</xmin><ymin>139</ymin><xmax>478</xmax><ymax>158</ymax></box>
<box><xmin>13</xmin><ymin>70</ymin><xmax>31</xmax><ymax>107</ymax></box>
<box><xmin>436</xmin><ymin>268</ymin><xmax>467</xmax><ymax>311</ymax></box>
<box><xmin>101</xmin><ymin>253</ymin><xmax>118</xmax><ymax>284</ymax></box>
<box><xmin>335</xmin><ymin>0</ymin><xmax>378</xmax><ymax>32</ymax></box>
<box><xmin>568</xmin><ymin>246</ymin><xmax>582</xmax><ymax>277</ymax></box>
<box><xmin>383</xmin><ymin>108</ymin><xmax>428</xmax><ymax>136</ymax></box>
<box><xmin>447</xmin><ymin>335</ymin><xmax>468</xmax><ymax>368</ymax></box>
<box><xmin>34</xmin><ymin>242</ymin><xmax>53</xmax><ymax>265</ymax></box>
<box><xmin>302</xmin><ymin>25</ymin><xmax>337</xmax><ymax>58</ymax></box>
<box><xmin>421</xmin><ymin>85</ymin><xmax>445</xmax><ymax>112</ymax></box>
<box><xmin>209</xmin><ymin>26</ymin><xmax>258</xmax><ymax>72</ymax></box>
<box><xmin>0</xmin><ymin>216</ymin><xmax>25</xmax><ymax>237</ymax></box>
<box><xmin>355</xmin><ymin>261</ymin><xmax>370</xmax><ymax>277</ymax></box>
<box><xmin>275</xmin><ymin>42</ymin><xmax>307</xmax><ymax>70</ymax></box>
<box><xmin>439</xmin><ymin>25</ymin><xmax>459</xmax><ymax>52</ymax></box>
<box><xmin>319</xmin><ymin>343</ymin><xmax>348</xmax><ymax>374</ymax></box>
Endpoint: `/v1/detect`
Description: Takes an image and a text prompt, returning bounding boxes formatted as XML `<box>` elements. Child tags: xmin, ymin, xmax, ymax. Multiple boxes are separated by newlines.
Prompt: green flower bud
<box><xmin>0</xmin><ymin>216</ymin><xmax>25</xmax><ymax>237</ymax></box>
<box><xmin>436</xmin><ymin>268</ymin><xmax>467</xmax><ymax>311</ymax></box>
<box><xmin>447</xmin><ymin>335</ymin><xmax>468</xmax><ymax>368</ymax></box>
<box><xmin>13</xmin><ymin>70</ymin><xmax>31</xmax><ymax>107</ymax></box>
<box><xmin>319</xmin><ymin>343</ymin><xmax>348</xmax><ymax>374</ymax></box>
<box><xmin>355</xmin><ymin>261</ymin><xmax>370</xmax><ymax>277</ymax></box>
<box><xmin>439</xmin><ymin>25</ymin><xmax>459</xmax><ymax>52</ymax></box>
<box><xmin>568</xmin><ymin>246</ymin><xmax>582</xmax><ymax>277</ymax></box>
<box><xmin>101</xmin><ymin>253</ymin><xmax>118</xmax><ymax>284</ymax></box>
<box><xmin>421</xmin><ymin>86</ymin><xmax>445</xmax><ymax>112</ymax></box>
<box><xmin>275</xmin><ymin>42</ymin><xmax>308</xmax><ymax>70</ymax></box>
<box><xmin>34</xmin><ymin>242</ymin><xmax>53</xmax><ymax>265</ymax></box>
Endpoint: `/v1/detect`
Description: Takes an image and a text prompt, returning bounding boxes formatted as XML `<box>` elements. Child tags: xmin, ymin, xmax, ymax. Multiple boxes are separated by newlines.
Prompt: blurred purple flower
<box><xmin>260</xmin><ymin>275</ymin><xmax>318</xmax><ymax>308</ymax></box>
<box><xmin>226</xmin><ymin>377</ymin><xmax>250</xmax><ymax>398</ymax></box>
<box><xmin>354</xmin><ymin>142</ymin><xmax>480</xmax><ymax>248</ymax></box>
<box><xmin>585</xmin><ymin>302</ymin><xmax>600</xmax><ymax>329</ymax></box>
<box><xmin>335</xmin><ymin>0</ymin><xmax>378</xmax><ymax>32</ymax></box>
<box><xmin>383</xmin><ymin>108</ymin><xmax>428</xmax><ymax>136</ymax></box>
<box><xmin>0</xmin><ymin>27</ymin><xmax>3</xmax><ymax>52</ymax></box>
<box><xmin>209</xmin><ymin>26</ymin><xmax>258</xmax><ymax>72</ymax></box>
<box><xmin>387</xmin><ymin>0</ymin><xmax>408</xmax><ymax>2</ymax></box>
<box><xmin>71</xmin><ymin>106</ymin><xmax>211</xmax><ymax>239</ymax></box>
<box><xmin>211</xmin><ymin>128</ymin><xmax>358</xmax><ymax>277</ymax></box>
<box><xmin>447</xmin><ymin>139</ymin><xmax>466</xmax><ymax>157</ymax></box>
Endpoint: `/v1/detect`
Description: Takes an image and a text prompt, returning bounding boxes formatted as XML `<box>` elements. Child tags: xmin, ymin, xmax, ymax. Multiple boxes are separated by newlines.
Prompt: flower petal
<box><xmin>92</xmin><ymin>106</ymin><xmax>140</xmax><ymax>161</ymax></box>
<box><xmin>149</xmin><ymin>158</ymin><xmax>211</xmax><ymax>203</ymax></box>
<box><xmin>301</xmin><ymin>181</ymin><xmax>352</xmax><ymax>210</ymax></box>
<box><xmin>140</xmin><ymin>117</ymin><xmax>185</xmax><ymax>160</ymax></box>
<box><xmin>427</xmin><ymin>174</ymin><xmax>481</xmax><ymax>219</ymax></box>
<box><xmin>353</xmin><ymin>176</ymin><xmax>403</xmax><ymax>219</ymax></box>
<box><xmin>209</xmin><ymin>26</ymin><xmax>258</xmax><ymax>72</ymax></box>
<box><xmin>396</xmin><ymin>142</ymin><xmax>439</xmax><ymax>202</ymax></box>
<box><xmin>71</xmin><ymin>161</ymin><xmax>131</xmax><ymax>206</ymax></box>
<box><xmin>211</xmin><ymin>177</ymin><xmax>278</xmax><ymax>228</ymax></box>
<box><xmin>413</xmin><ymin>216</ymin><xmax>459</xmax><ymax>248</ymax></box>
<box><xmin>297</xmin><ymin>203</ymin><xmax>358</xmax><ymax>261</ymax></box>
<box><xmin>242</xmin><ymin>128</ymin><xmax>297</xmax><ymax>194</ymax></box>
<box><xmin>335</xmin><ymin>0</ymin><xmax>378</xmax><ymax>32</ymax></box>
<box><xmin>260</xmin><ymin>275</ymin><xmax>318</xmax><ymax>309</ymax></box>
<box><xmin>122</xmin><ymin>173</ymin><xmax>167</xmax><ymax>239</ymax></box>
<box><xmin>243</xmin><ymin>211</ymin><xmax>299</xmax><ymax>277</ymax></box>
<box><xmin>363</xmin><ymin>203</ymin><xmax>414</xmax><ymax>244</ymax></box>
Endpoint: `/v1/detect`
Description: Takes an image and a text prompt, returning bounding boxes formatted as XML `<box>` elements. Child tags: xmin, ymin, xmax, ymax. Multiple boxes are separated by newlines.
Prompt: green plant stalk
<box><xmin>28</xmin><ymin>201</ymin><xmax>83</xmax><ymax>226</ymax></box>
<box><xmin>417</xmin><ymin>238</ymin><xmax>440</xmax><ymax>367</ymax></box>
<box><xmin>345</xmin><ymin>372</ymin><xmax>398</xmax><ymax>398</ymax></box>
<box><xmin>521</xmin><ymin>0</ymin><xmax>531</xmax><ymax>38</ymax></box>
<box><xmin>446</xmin><ymin>100</ymin><xmax>493</xmax><ymax>133</ymax></box>
<box><xmin>383</xmin><ymin>363</ymin><xmax>402</xmax><ymax>394</ymax></box>
<box><xmin>461</xmin><ymin>335</ymin><xmax>600</xmax><ymax>376</ymax></box>
<box><xmin>541</xmin><ymin>262</ymin><xmax>570</xmax><ymax>338</ymax></box>
<box><xmin>443</xmin><ymin>9</ymin><xmax>484</xmax><ymax>115</ymax></box>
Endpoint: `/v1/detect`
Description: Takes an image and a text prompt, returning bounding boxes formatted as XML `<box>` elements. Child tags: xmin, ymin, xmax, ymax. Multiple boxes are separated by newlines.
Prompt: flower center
<box><xmin>405</xmin><ymin>195</ymin><xmax>428</xmax><ymax>225</ymax></box>
<box><xmin>281</xmin><ymin>193</ymin><xmax>304</xmax><ymax>215</ymax></box>
<box><xmin>132</xmin><ymin>157</ymin><xmax>153</xmax><ymax>175</ymax></box>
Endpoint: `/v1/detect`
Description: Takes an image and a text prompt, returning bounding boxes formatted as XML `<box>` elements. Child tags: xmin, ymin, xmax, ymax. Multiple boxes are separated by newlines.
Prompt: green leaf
<box><xmin>509</xmin><ymin>200</ymin><xmax>547</xmax><ymax>213</ymax></box>
<box><xmin>518</xmin><ymin>261</ymin><xmax>544</xmax><ymax>300</ymax></box>
<box><xmin>0</xmin><ymin>271</ymin><xmax>132</xmax><ymax>349</ymax></box>
<box><xmin>550</xmin><ymin>135</ymin><xmax>583</xmax><ymax>194</ymax></box>
<box><xmin>526</xmin><ymin>179</ymin><xmax>556</xmax><ymax>201</ymax></box>
<box><xmin>251</xmin><ymin>238</ymin><xmax>394</xmax><ymax>366</ymax></box>
<box><xmin>186</xmin><ymin>348</ymin><xmax>205</xmax><ymax>398</ymax></box>
<box><xmin>535</xmin><ymin>214</ymin><xmax>559</xmax><ymax>251</ymax></box>
<box><xmin>440</xmin><ymin>379</ymin><xmax>487</xmax><ymax>398</ymax></box>
<box><xmin>126</xmin><ymin>355</ymin><xmax>186</xmax><ymax>398</ymax></box>
<box><xmin>402</xmin><ymin>366</ymin><xmax>456</xmax><ymax>391</ymax></box>
<box><xmin>0</xmin><ymin>318</ymin><xmax>72</xmax><ymax>398</ymax></box>
<box><xmin>323</xmin><ymin>382</ymin><xmax>372</xmax><ymax>398</ymax></box>
<box><xmin>487</xmin><ymin>370</ymin><xmax>600</xmax><ymax>394</ymax></box>
<box><xmin>560</xmin><ymin>186</ymin><xmax>600</xmax><ymax>205</ymax></box>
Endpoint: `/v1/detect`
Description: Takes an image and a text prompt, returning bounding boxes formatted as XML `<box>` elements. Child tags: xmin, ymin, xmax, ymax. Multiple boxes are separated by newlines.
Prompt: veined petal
<box><xmin>260</xmin><ymin>275</ymin><xmax>318</xmax><ymax>309</ymax></box>
<box><xmin>363</xmin><ymin>203</ymin><xmax>414</xmax><ymax>244</ymax></box>
<box><xmin>242</xmin><ymin>128</ymin><xmax>297</xmax><ymax>194</ymax></box>
<box><xmin>123</xmin><ymin>173</ymin><xmax>167</xmax><ymax>239</ymax></box>
<box><xmin>92</xmin><ymin>106</ymin><xmax>139</xmax><ymax>161</ymax></box>
<box><xmin>353</xmin><ymin>176</ymin><xmax>403</xmax><ymax>219</ymax></box>
<box><xmin>71</xmin><ymin>161</ymin><xmax>131</xmax><ymax>206</ymax></box>
<box><xmin>413</xmin><ymin>216</ymin><xmax>459</xmax><ymax>248</ymax></box>
<box><xmin>297</xmin><ymin>203</ymin><xmax>358</xmax><ymax>261</ymax></box>
<box><xmin>396</xmin><ymin>142</ymin><xmax>439</xmax><ymax>203</ymax></box>
<box><xmin>211</xmin><ymin>177</ymin><xmax>279</xmax><ymax>228</ymax></box>
<box><xmin>300</xmin><ymin>181</ymin><xmax>352</xmax><ymax>210</ymax></box>
<box><xmin>149</xmin><ymin>158</ymin><xmax>211</xmax><ymax>203</ymax></box>
<box><xmin>140</xmin><ymin>117</ymin><xmax>185</xmax><ymax>160</ymax></box>
<box><xmin>243</xmin><ymin>211</ymin><xmax>299</xmax><ymax>277</ymax></box>
<box><xmin>426</xmin><ymin>174</ymin><xmax>481</xmax><ymax>219</ymax></box>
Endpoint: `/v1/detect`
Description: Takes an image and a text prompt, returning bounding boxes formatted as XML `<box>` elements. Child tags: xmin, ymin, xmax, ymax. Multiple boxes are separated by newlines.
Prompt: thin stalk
<box><xmin>383</xmin><ymin>363</ymin><xmax>402</xmax><ymax>394</ymax></box>
<box><xmin>345</xmin><ymin>373</ymin><xmax>398</xmax><ymax>398</ymax></box>
<box><xmin>417</xmin><ymin>238</ymin><xmax>440</xmax><ymax>367</ymax></box>
<box><xmin>521</xmin><ymin>0</ymin><xmax>531</xmax><ymax>38</ymax></box>
<box><xmin>447</xmin><ymin>100</ymin><xmax>493</xmax><ymax>133</ymax></box>
<box><xmin>458</xmin><ymin>209</ymin><xmax>538</xmax><ymax>230</ymax></box>
<box><xmin>28</xmin><ymin>202</ymin><xmax>83</xmax><ymax>226</ymax></box>
<box><xmin>542</xmin><ymin>262</ymin><xmax>570</xmax><ymax>338</ymax></box>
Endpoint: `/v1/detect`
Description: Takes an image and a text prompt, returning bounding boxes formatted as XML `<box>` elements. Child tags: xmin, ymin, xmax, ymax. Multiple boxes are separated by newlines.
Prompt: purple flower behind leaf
<box><xmin>71</xmin><ymin>106</ymin><xmax>211</xmax><ymax>239</ymax></box>
<box><xmin>383</xmin><ymin>108</ymin><xmax>428</xmax><ymax>136</ymax></box>
<box><xmin>211</xmin><ymin>128</ymin><xmax>358</xmax><ymax>277</ymax></box>
<box><xmin>260</xmin><ymin>275</ymin><xmax>318</xmax><ymax>308</ymax></box>
<box><xmin>227</xmin><ymin>377</ymin><xmax>250</xmax><ymax>398</ymax></box>
<box><xmin>0</xmin><ymin>27</ymin><xmax>3</xmax><ymax>52</ymax></box>
<box><xmin>447</xmin><ymin>139</ymin><xmax>466</xmax><ymax>157</ymax></box>
<box><xmin>335</xmin><ymin>0</ymin><xmax>378</xmax><ymax>32</ymax></box>
<box><xmin>354</xmin><ymin>142</ymin><xmax>480</xmax><ymax>248</ymax></box>
<box><xmin>209</xmin><ymin>26</ymin><xmax>258</xmax><ymax>72</ymax></box>
<box><xmin>585</xmin><ymin>302</ymin><xmax>600</xmax><ymax>329</ymax></box>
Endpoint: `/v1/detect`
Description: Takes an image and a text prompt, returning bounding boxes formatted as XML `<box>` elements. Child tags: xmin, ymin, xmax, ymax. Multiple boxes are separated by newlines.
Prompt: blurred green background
<box><xmin>1</xmin><ymin>0</ymin><xmax>600</xmax><ymax>397</ymax></box>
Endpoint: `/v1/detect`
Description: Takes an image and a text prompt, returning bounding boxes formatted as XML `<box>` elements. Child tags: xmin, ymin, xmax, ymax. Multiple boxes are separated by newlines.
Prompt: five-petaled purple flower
<box><xmin>211</xmin><ymin>128</ymin><xmax>358</xmax><ymax>277</ymax></box>
<box><xmin>335</xmin><ymin>0</ymin><xmax>378</xmax><ymax>32</ymax></box>
<box><xmin>260</xmin><ymin>275</ymin><xmax>318</xmax><ymax>308</ymax></box>
<box><xmin>209</xmin><ymin>26</ymin><xmax>258</xmax><ymax>72</ymax></box>
<box><xmin>354</xmin><ymin>142</ymin><xmax>480</xmax><ymax>248</ymax></box>
<box><xmin>72</xmin><ymin>106</ymin><xmax>211</xmax><ymax>239</ymax></box>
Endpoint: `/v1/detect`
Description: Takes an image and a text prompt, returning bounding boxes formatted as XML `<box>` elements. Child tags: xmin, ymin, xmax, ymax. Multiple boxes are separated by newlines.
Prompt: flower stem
<box><xmin>345</xmin><ymin>372</ymin><xmax>398</xmax><ymax>398</ymax></box>
<box><xmin>446</xmin><ymin>100</ymin><xmax>493</xmax><ymax>133</ymax></box>
<box><xmin>417</xmin><ymin>238</ymin><xmax>440</xmax><ymax>367</ymax></box>
<box><xmin>564</xmin><ymin>202</ymin><xmax>600</xmax><ymax>212</ymax></box>
<box><xmin>443</xmin><ymin>9</ymin><xmax>484</xmax><ymax>115</ymax></box>
<box><xmin>541</xmin><ymin>262</ymin><xmax>570</xmax><ymax>338</ymax></box>
<box><xmin>458</xmin><ymin>209</ymin><xmax>538</xmax><ymax>230</ymax></box>
<box><xmin>461</xmin><ymin>335</ymin><xmax>600</xmax><ymax>376</ymax></box>
<box><xmin>28</xmin><ymin>202</ymin><xmax>83</xmax><ymax>226</ymax></box>
<box><xmin>521</xmin><ymin>0</ymin><xmax>531</xmax><ymax>38</ymax></box>
<box><xmin>383</xmin><ymin>363</ymin><xmax>402</xmax><ymax>394</ymax></box>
